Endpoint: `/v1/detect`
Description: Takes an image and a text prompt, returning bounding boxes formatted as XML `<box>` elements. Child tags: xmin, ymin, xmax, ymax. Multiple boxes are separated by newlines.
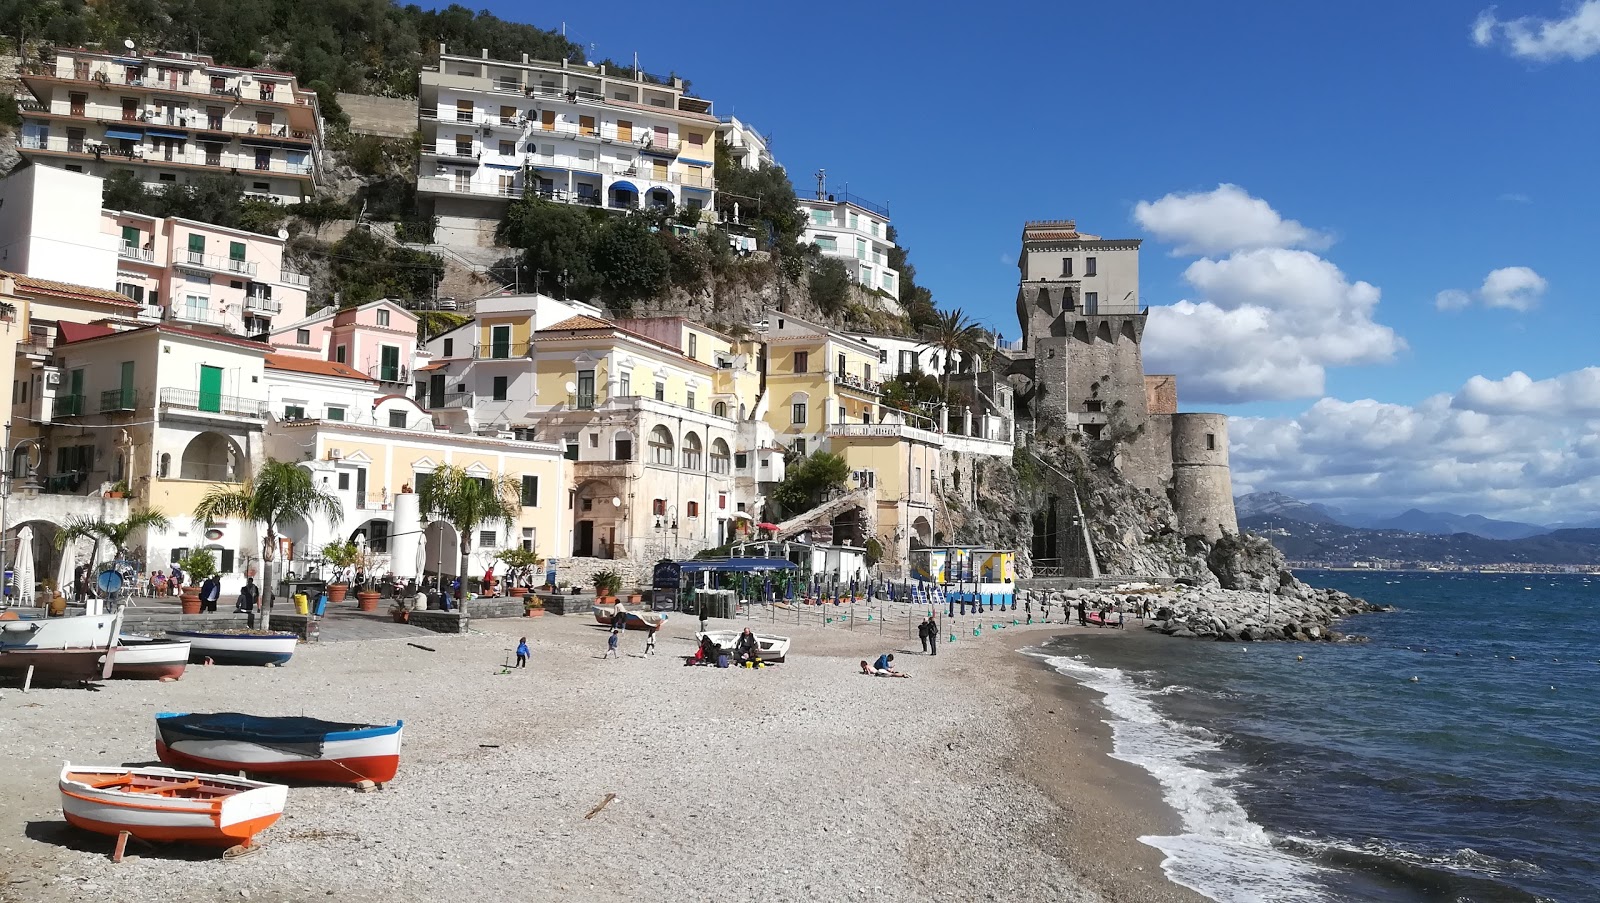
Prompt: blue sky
<box><xmin>460</xmin><ymin>1</ymin><xmax>1600</xmax><ymax>521</ymax></box>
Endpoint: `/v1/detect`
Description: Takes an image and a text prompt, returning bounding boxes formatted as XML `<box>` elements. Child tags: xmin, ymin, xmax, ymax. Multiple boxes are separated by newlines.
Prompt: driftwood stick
<box><xmin>584</xmin><ymin>792</ymin><xmax>618</xmax><ymax>820</ymax></box>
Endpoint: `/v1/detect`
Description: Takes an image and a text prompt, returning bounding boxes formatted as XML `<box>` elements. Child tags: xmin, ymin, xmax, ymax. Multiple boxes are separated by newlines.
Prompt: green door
<box><xmin>120</xmin><ymin>225</ymin><xmax>139</xmax><ymax>254</ymax></box>
<box><xmin>119</xmin><ymin>361</ymin><xmax>135</xmax><ymax>409</ymax></box>
<box><xmin>66</xmin><ymin>368</ymin><xmax>84</xmax><ymax>416</ymax></box>
<box><xmin>198</xmin><ymin>365</ymin><xmax>222</xmax><ymax>413</ymax></box>
<box><xmin>491</xmin><ymin>324</ymin><xmax>511</xmax><ymax>359</ymax></box>
<box><xmin>380</xmin><ymin>345</ymin><xmax>400</xmax><ymax>382</ymax></box>
<box><xmin>187</xmin><ymin>233</ymin><xmax>205</xmax><ymax>264</ymax></box>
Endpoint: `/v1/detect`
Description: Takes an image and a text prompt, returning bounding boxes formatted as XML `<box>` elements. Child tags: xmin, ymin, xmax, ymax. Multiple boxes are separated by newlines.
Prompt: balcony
<box><xmin>421</xmin><ymin>143</ymin><xmax>481</xmax><ymax>164</ymax></box>
<box><xmin>825</xmin><ymin>422</ymin><xmax>941</xmax><ymax>445</ymax></box>
<box><xmin>158</xmin><ymin>387</ymin><xmax>268</xmax><ymax>419</ymax></box>
<box><xmin>829</xmin><ymin>190</ymin><xmax>891</xmax><ymax>219</ymax></box>
<box><xmin>281</xmin><ymin>270</ymin><xmax>311</xmax><ymax>288</ymax></box>
<box><xmin>244</xmin><ymin>292</ymin><xmax>282</xmax><ymax>314</ymax></box>
<box><xmin>424</xmin><ymin>392</ymin><xmax>474</xmax><ymax>410</ymax></box>
<box><xmin>55</xmin><ymin>394</ymin><xmax>86</xmax><ymax>417</ymax></box>
<box><xmin>118</xmin><ymin>241</ymin><xmax>154</xmax><ymax>262</ymax></box>
<box><xmin>833</xmin><ymin>372</ymin><xmax>883</xmax><ymax>396</ymax></box>
<box><xmin>178</xmin><ymin>249</ymin><xmax>258</xmax><ymax>277</ymax></box>
<box><xmin>168</xmin><ymin>305</ymin><xmax>222</xmax><ymax>326</ymax></box>
<box><xmin>99</xmin><ymin>388</ymin><xmax>140</xmax><ymax>413</ymax></box>
<box><xmin>369</xmin><ymin>364</ymin><xmax>411</xmax><ymax>384</ymax></box>
<box><xmin>21</xmin><ymin>62</ymin><xmax>319</xmax><ymax>116</ymax></box>
<box><xmin>416</xmin><ymin>175</ymin><xmax>524</xmax><ymax>199</ymax></box>
<box><xmin>23</xmin><ymin>98</ymin><xmax>316</xmax><ymax>143</ymax></box>
<box><xmin>472</xmin><ymin>341</ymin><xmax>532</xmax><ymax>360</ymax></box>
<box><xmin>18</xmin><ymin>134</ymin><xmax>313</xmax><ymax>179</ymax></box>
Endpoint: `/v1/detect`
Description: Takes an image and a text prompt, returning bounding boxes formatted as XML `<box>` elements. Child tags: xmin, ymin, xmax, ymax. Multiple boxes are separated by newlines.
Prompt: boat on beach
<box><xmin>0</xmin><ymin>646</ymin><xmax>114</xmax><ymax>682</ymax></box>
<box><xmin>104</xmin><ymin>636</ymin><xmax>191</xmax><ymax>680</ymax></box>
<box><xmin>155</xmin><ymin>712</ymin><xmax>403</xmax><ymax>785</ymax></box>
<box><xmin>696</xmin><ymin>629</ymin><xmax>791</xmax><ymax>662</ymax></box>
<box><xmin>58</xmin><ymin>763</ymin><xmax>286</xmax><ymax>849</ymax></box>
<box><xmin>0</xmin><ymin>608</ymin><xmax>121</xmax><ymax>650</ymax></box>
<box><xmin>0</xmin><ymin>608</ymin><xmax>124</xmax><ymax>683</ymax></box>
<box><xmin>593</xmin><ymin>604</ymin><xmax>667</xmax><ymax>630</ymax></box>
<box><xmin>164</xmin><ymin>630</ymin><xmax>298</xmax><ymax>666</ymax></box>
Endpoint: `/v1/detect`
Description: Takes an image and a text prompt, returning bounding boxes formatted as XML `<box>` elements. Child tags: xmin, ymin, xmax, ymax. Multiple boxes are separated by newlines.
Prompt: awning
<box><xmin>609</xmin><ymin>180</ymin><xmax>638</xmax><ymax>194</ymax></box>
<box><xmin>113</xmin><ymin>57</ymin><xmax>142</xmax><ymax>65</ymax></box>
<box><xmin>146</xmin><ymin>128</ymin><xmax>189</xmax><ymax>140</ymax></box>
<box><xmin>680</xmin><ymin>157</ymin><xmax>713</xmax><ymax>167</ymax></box>
<box><xmin>103</xmin><ymin>128</ymin><xmax>143</xmax><ymax>141</ymax></box>
<box><xmin>676</xmin><ymin>557</ymin><xmax>796</xmax><ymax>573</ymax></box>
<box><xmin>483</xmin><ymin>162</ymin><xmax>520</xmax><ymax>170</ymax></box>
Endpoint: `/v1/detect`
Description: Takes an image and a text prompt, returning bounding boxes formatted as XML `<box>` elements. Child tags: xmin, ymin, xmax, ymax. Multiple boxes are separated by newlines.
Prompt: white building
<box><xmin>716</xmin><ymin>116</ymin><xmax>773</xmax><ymax>171</ymax></box>
<box><xmin>16</xmin><ymin>46</ymin><xmax>323</xmax><ymax>205</ymax></box>
<box><xmin>417</xmin><ymin>45</ymin><xmax>720</xmax><ymax>249</ymax></box>
<box><xmin>797</xmin><ymin>192</ymin><xmax>900</xmax><ymax>297</ymax></box>
<box><xmin>0</xmin><ymin>165</ymin><xmax>119</xmax><ymax>289</ymax></box>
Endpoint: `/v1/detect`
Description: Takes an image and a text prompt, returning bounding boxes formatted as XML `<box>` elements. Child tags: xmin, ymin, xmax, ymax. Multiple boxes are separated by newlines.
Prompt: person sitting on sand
<box><xmin>735</xmin><ymin>627</ymin><xmax>761</xmax><ymax>665</ymax></box>
<box><xmin>698</xmin><ymin>634</ymin><xmax>719</xmax><ymax>663</ymax></box>
<box><xmin>862</xmin><ymin>657</ymin><xmax>910</xmax><ymax>678</ymax></box>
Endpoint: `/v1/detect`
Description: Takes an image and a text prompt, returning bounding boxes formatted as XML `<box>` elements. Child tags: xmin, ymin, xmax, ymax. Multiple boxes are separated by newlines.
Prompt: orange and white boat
<box><xmin>58</xmin><ymin>764</ymin><xmax>287</xmax><ymax>848</ymax></box>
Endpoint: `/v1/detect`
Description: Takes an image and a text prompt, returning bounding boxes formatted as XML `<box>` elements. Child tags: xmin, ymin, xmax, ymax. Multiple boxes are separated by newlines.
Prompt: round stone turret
<box><xmin>1170</xmin><ymin>413</ymin><xmax>1238</xmax><ymax>541</ymax></box>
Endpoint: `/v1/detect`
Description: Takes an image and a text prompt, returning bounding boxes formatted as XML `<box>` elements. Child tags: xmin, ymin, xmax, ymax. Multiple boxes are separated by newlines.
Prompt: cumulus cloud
<box><xmin>1132</xmin><ymin>184</ymin><xmax>1331</xmax><ymax>256</ymax></box>
<box><xmin>1143</xmin><ymin>248</ymin><xmax>1405</xmax><ymax>403</ymax></box>
<box><xmin>1232</xmin><ymin>370</ymin><xmax>1600</xmax><ymax>522</ymax></box>
<box><xmin>1435</xmin><ymin>266</ymin><xmax>1548</xmax><ymax>312</ymax></box>
<box><xmin>1472</xmin><ymin>1</ymin><xmax>1600</xmax><ymax>61</ymax></box>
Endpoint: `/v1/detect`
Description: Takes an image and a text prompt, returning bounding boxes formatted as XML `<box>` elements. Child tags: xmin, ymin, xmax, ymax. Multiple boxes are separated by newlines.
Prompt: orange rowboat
<box><xmin>58</xmin><ymin>764</ymin><xmax>287</xmax><ymax>848</ymax></box>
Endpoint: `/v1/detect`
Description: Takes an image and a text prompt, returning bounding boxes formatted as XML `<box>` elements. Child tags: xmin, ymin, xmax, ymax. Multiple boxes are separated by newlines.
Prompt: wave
<box><xmin>1029</xmin><ymin>652</ymin><xmax>1332</xmax><ymax>902</ymax></box>
<box><xmin>1283</xmin><ymin>836</ymin><xmax>1547</xmax><ymax>902</ymax></box>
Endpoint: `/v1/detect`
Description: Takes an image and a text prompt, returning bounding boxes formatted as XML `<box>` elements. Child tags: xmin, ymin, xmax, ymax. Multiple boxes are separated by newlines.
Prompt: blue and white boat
<box><xmin>164</xmin><ymin>630</ymin><xmax>298</xmax><ymax>666</ymax></box>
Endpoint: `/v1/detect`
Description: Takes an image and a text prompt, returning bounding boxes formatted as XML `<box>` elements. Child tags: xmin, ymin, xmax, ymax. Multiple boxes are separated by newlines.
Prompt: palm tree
<box><xmin>920</xmin><ymin>306</ymin><xmax>988</xmax><ymax>398</ymax></box>
<box><xmin>55</xmin><ymin>507</ymin><xmax>172</xmax><ymax>576</ymax></box>
<box><xmin>193</xmin><ymin>459</ymin><xmax>343</xmax><ymax>630</ymax></box>
<box><xmin>418</xmin><ymin>465</ymin><xmax>521</xmax><ymax>603</ymax></box>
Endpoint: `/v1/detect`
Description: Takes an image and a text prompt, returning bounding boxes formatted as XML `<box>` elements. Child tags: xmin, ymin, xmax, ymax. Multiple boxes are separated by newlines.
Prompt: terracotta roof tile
<box><xmin>265</xmin><ymin>353</ymin><xmax>376</xmax><ymax>381</ymax></box>
<box><xmin>539</xmin><ymin>314</ymin><xmax>612</xmax><ymax>332</ymax></box>
<box><xmin>55</xmin><ymin>322</ymin><xmax>118</xmax><ymax>344</ymax></box>
<box><xmin>3</xmin><ymin>271</ymin><xmax>138</xmax><ymax>307</ymax></box>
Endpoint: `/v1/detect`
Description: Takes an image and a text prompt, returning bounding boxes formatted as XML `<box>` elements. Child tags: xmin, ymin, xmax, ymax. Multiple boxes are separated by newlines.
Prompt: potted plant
<box><xmin>389</xmin><ymin>599</ymin><xmax>411</xmax><ymax>623</ymax></box>
<box><xmin>104</xmin><ymin>479</ymin><xmax>130</xmax><ymax>499</ymax></box>
<box><xmin>496</xmin><ymin>547</ymin><xmax>542</xmax><ymax>596</ymax></box>
<box><xmin>593</xmin><ymin>568</ymin><xmax>622</xmax><ymax>602</ymax></box>
<box><xmin>523</xmin><ymin>595</ymin><xmax>544</xmax><ymax>618</ymax></box>
<box><xmin>179</xmin><ymin>548</ymin><xmax>218</xmax><ymax>615</ymax></box>
<box><xmin>320</xmin><ymin>540</ymin><xmax>358</xmax><ymax>603</ymax></box>
<box><xmin>352</xmin><ymin>545</ymin><xmax>383</xmax><ymax>613</ymax></box>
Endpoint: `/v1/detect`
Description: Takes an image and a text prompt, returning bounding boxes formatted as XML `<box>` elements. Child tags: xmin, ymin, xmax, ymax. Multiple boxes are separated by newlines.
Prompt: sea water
<box><xmin>1035</xmin><ymin>571</ymin><xmax>1599</xmax><ymax>902</ymax></box>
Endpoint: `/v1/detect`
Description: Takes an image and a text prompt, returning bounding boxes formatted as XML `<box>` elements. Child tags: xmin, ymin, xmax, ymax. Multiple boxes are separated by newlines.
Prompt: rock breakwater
<box><xmin>1024</xmin><ymin>580</ymin><xmax>1385</xmax><ymax>643</ymax></box>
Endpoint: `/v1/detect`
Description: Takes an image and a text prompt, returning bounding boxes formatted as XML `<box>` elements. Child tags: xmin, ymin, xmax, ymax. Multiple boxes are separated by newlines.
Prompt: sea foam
<box><xmin>1032</xmin><ymin>652</ymin><xmax>1331</xmax><ymax>902</ymax></box>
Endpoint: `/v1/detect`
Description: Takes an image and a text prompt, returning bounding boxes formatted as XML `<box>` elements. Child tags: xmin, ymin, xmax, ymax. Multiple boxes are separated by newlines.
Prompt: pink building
<box><xmin>102</xmin><ymin>210</ymin><xmax>310</xmax><ymax>337</ymax></box>
<box><xmin>269</xmin><ymin>298</ymin><xmax>420</xmax><ymax>394</ymax></box>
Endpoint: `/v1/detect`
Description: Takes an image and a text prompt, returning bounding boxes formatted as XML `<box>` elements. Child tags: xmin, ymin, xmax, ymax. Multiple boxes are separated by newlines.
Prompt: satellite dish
<box><xmin>564</xmin><ymin>381</ymin><xmax>577</xmax><ymax>394</ymax></box>
<box><xmin>124</xmin><ymin>38</ymin><xmax>135</xmax><ymax>50</ymax></box>
<box><xmin>277</xmin><ymin>228</ymin><xmax>289</xmax><ymax>240</ymax></box>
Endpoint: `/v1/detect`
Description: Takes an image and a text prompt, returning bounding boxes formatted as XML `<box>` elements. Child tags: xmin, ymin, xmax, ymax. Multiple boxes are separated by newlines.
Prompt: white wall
<box><xmin>0</xmin><ymin>166</ymin><xmax>117</xmax><ymax>289</ymax></box>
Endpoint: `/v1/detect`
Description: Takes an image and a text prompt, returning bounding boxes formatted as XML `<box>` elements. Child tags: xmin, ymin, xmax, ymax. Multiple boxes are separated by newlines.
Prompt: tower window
<box><xmin>1061</xmin><ymin>257</ymin><xmax>1072</xmax><ymax>277</ymax></box>
<box><xmin>1085</xmin><ymin>257</ymin><xmax>1097</xmax><ymax>277</ymax></box>
<box><xmin>1205</xmin><ymin>433</ymin><xmax>1216</xmax><ymax>451</ymax></box>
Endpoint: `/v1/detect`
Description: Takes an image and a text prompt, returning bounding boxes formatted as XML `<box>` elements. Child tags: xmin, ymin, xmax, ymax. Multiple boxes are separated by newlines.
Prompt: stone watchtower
<box><xmin>1007</xmin><ymin>218</ymin><xmax>1240</xmax><ymax>550</ymax></box>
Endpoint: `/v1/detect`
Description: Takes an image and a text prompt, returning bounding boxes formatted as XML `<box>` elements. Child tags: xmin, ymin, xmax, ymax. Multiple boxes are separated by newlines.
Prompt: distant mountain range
<box><xmin>1242</xmin><ymin>514</ymin><xmax>1600</xmax><ymax>567</ymax></box>
<box><xmin>1234</xmin><ymin>492</ymin><xmax>1592</xmax><ymax>540</ymax></box>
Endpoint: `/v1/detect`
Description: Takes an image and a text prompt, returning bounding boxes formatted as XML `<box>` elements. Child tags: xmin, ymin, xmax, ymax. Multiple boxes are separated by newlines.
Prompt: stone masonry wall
<box><xmin>1170</xmin><ymin>413</ymin><xmax>1239</xmax><ymax>540</ymax></box>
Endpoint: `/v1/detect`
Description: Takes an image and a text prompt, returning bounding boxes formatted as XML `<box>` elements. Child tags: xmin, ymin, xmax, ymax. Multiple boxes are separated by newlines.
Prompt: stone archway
<box><xmin>179</xmin><ymin>432</ymin><xmax>243</xmax><ymax>481</ymax></box>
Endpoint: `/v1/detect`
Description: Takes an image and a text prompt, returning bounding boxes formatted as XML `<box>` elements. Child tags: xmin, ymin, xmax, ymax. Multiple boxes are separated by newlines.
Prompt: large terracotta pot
<box><xmin>180</xmin><ymin>586</ymin><xmax>202</xmax><ymax>615</ymax></box>
<box><xmin>327</xmin><ymin>582</ymin><xmax>349</xmax><ymax>603</ymax></box>
<box><xmin>355</xmin><ymin>590</ymin><xmax>381</xmax><ymax>612</ymax></box>
<box><xmin>524</xmin><ymin>608</ymin><xmax>545</xmax><ymax>618</ymax></box>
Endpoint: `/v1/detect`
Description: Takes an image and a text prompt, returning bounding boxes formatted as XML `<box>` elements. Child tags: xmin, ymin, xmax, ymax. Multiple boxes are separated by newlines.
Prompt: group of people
<box><xmin>861</xmin><ymin>653</ymin><xmax>909</xmax><ymax>678</ymax></box>
<box><xmin>687</xmin><ymin>626</ymin><xmax>761</xmax><ymax>667</ymax></box>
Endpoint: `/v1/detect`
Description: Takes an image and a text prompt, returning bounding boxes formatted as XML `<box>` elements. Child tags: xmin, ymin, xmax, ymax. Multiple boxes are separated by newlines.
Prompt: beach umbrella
<box><xmin>415</xmin><ymin>531</ymin><xmax>428</xmax><ymax>582</ymax></box>
<box><xmin>14</xmin><ymin>526</ymin><xmax>35</xmax><ymax>606</ymax></box>
<box><xmin>55</xmin><ymin>537</ymin><xmax>77</xmax><ymax>603</ymax></box>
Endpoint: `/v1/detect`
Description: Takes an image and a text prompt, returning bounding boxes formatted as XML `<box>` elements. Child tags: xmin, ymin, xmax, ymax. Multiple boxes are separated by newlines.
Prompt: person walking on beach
<box><xmin>199</xmin><ymin>574</ymin><xmax>222</xmax><ymax>613</ymax></box>
<box><xmin>926</xmin><ymin>616</ymin><xmax>939</xmax><ymax>656</ymax></box>
<box><xmin>605</xmin><ymin>627</ymin><xmax>620</xmax><ymax>659</ymax></box>
<box><xmin>1025</xmin><ymin>598</ymin><xmax>1033</xmax><ymax>624</ymax></box>
<box><xmin>645</xmin><ymin>625</ymin><xmax>658</xmax><ymax>656</ymax></box>
<box><xmin>918</xmin><ymin>617</ymin><xmax>931</xmax><ymax>653</ymax></box>
<box><xmin>1077</xmin><ymin>599</ymin><xmax>1088</xmax><ymax>627</ymax></box>
<box><xmin>515</xmin><ymin>636</ymin><xmax>530</xmax><ymax>668</ymax></box>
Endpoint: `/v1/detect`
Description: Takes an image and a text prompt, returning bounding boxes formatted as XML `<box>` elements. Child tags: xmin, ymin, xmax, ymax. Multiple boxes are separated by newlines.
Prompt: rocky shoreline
<box><xmin>1022</xmin><ymin>580</ymin><xmax>1386</xmax><ymax>643</ymax></box>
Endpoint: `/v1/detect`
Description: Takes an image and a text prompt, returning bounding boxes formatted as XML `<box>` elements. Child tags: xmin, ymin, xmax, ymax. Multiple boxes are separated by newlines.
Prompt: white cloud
<box><xmin>1436</xmin><ymin>266</ymin><xmax>1548</xmax><ymax>312</ymax></box>
<box><xmin>1472</xmin><ymin>1</ymin><xmax>1600</xmax><ymax>61</ymax></box>
<box><xmin>1232</xmin><ymin>370</ymin><xmax>1600</xmax><ymax>522</ymax></box>
<box><xmin>1132</xmin><ymin>184</ymin><xmax>1331</xmax><ymax>256</ymax></box>
<box><xmin>1144</xmin><ymin>248</ymin><xmax>1404</xmax><ymax>403</ymax></box>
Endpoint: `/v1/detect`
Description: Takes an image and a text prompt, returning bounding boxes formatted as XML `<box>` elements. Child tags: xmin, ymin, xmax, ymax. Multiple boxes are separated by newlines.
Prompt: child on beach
<box><xmin>645</xmin><ymin>625</ymin><xmax>658</xmax><ymax>655</ymax></box>
<box><xmin>515</xmin><ymin>637</ymin><xmax>529</xmax><ymax>668</ymax></box>
<box><xmin>605</xmin><ymin>627</ymin><xmax>620</xmax><ymax>659</ymax></box>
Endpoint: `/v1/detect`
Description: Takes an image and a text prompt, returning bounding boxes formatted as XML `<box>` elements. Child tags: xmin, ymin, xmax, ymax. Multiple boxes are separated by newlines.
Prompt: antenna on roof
<box><xmin>123</xmin><ymin>38</ymin><xmax>135</xmax><ymax>50</ymax></box>
<box><xmin>813</xmin><ymin>169</ymin><xmax>826</xmax><ymax>201</ymax></box>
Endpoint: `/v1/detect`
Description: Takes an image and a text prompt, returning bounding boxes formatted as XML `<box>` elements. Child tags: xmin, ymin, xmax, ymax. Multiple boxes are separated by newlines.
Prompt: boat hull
<box><xmin>103</xmin><ymin>641</ymin><xmax>190</xmax><ymax>680</ymax></box>
<box><xmin>0</xmin><ymin>647</ymin><xmax>110</xmax><ymax>682</ymax></box>
<box><xmin>164</xmin><ymin>632</ymin><xmax>297</xmax><ymax>666</ymax></box>
<box><xmin>155</xmin><ymin>714</ymin><xmax>403</xmax><ymax>785</ymax></box>
<box><xmin>0</xmin><ymin>610</ymin><xmax>120</xmax><ymax>650</ymax></box>
<box><xmin>593</xmin><ymin>606</ymin><xmax>666</xmax><ymax>630</ymax></box>
<box><xmin>697</xmin><ymin>630</ymin><xmax>791</xmax><ymax>662</ymax></box>
<box><xmin>58</xmin><ymin>764</ymin><xmax>286</xmax><ymax>847</ymax></box>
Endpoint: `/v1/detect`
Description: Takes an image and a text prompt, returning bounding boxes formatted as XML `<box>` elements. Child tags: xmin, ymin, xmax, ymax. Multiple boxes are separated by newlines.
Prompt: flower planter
<box><xmin>355</xmin><ymin>590</ymin><xmax>381</xmax><ymax>612</ymax></box>
<box><xmin>628</xmin><ymin>593</ymin><xmax>642</xmax><ymax>605</ymax></box>
<box><xmin>390</xmin><ymin>609</ymin><xmax>410</xmax><ymax>623</ymax></box>
<box><xmin>180</xmin><ymin>587</ymin><xmax>202</xmax><ymax>615</ymax></box>
<box><xmin>509</xmin><ymin>586</ymin><xmax>529</xmax><ymax>598</ymax></box>
<box><xmin>524</xmin><ymin>608</ymin><xmax>545</xmax><ymax>618</ymax></box>
<box><xmin>327</xmin><ymin>583</ymin><xmax>349</xmax><ymax>603</ymax></box>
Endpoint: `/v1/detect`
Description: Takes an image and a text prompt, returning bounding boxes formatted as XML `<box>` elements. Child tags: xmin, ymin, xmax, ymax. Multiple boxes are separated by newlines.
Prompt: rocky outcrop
<box><xmin>1021</xmin><ymin>583</ymin><xmax>1385</xmax><ymax>643</ymax></box>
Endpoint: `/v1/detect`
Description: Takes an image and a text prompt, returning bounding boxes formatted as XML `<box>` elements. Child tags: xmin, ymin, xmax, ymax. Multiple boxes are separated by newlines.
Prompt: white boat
<box><xmin>0</xmin><ymin>609</ymin><xmax>121</xmax><ymax>650</ymax></box>
<box><xmin>58</xmin><ymin>763</ymin><xmax>287</xmax><ymax>849</ymax></box>
<box><xmin>164</xmin><ymin>630</ymin><xmax>297</xmax><ymax>666</ymax></box>
<box><xmin>696</xmin><ymin>629</ymin><xmax>791</xmax><ymax>663</ymax></box>
<box><xmin>104</xmin><ymin>636</ymin><xmax>191</xmax><ymax>680</ymax></box>
<box><xmin>593</xmin><ymin>604</ymin><xmax>667</xmax><ymax>630</ymax></box>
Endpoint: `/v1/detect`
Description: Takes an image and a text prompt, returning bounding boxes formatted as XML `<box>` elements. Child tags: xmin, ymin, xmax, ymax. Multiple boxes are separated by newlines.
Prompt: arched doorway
<box><xmin>180</xmin><ymin>432</ymin><xmax>242</xmax><ymax>481</ymax></box>
<box><xmin>911</xmin><ymin>515</ymin><xmax>933</xmax><ymax>548</ymax></box>
<box><xmin>572</xmin><ymin>480</ymin><xmax>623</xmax><ymax>558</ymax></box>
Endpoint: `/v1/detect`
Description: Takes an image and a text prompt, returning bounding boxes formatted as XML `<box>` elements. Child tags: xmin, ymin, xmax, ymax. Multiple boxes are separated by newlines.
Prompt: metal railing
<box><xmin>118</xmin><ymin>242</ymin><xmax>154</xmax><ymax>262</ymax></box>
<box><xmin>21</xmin><ymin>331</ymin><xmax>56</xmax><ymax>356</ymax></box>
<box><xmin>281</xmin><ymin>270</ymin><xmax>311</xmax><ymax>288</ymax></box>
<box><xmin>168</xmin><ymin>305</ymin><xmax>221</xmax><ymax>326</ymax></box>
<box><xmin>472</xmin><ymin>341</ymin><xmax>531</xmax><ymax>360</ymax></box>
<box><xmin>19</xmin><ymin>134</ymin><xmax>312</xmax><ymax>176</ymax></box>
<box><xmin>158</xmin><ymin>387</ymin><xmax>269</xmax><ymax>418</ymax></box>
<box><xmin>24</xmin><ymin>62</ymin><xmax>318</xmax><ymax>111</ymax></box>
<box><xmin>179</xmin><ymin>249</ymin><xmax>258</xmax><ymax>276</ymax></box>
<box><xmin>424</xmin><ymin>392</ymin><xmax>474</xmax><ymax>409</ymax></box>
<box><xmin>26</xmin><ymin>99</ymin><xmax>314</xmax><ymax>141</ymax></box>
<box><xmin>99</xmin><ymin>388</ymin><xmax>140</xmax><ymax>412</ymax></box>
<box><xmin>244</xmin><ymin>293</ymin><xmax>282</xmax><ymax>314</ymax></box>
<box><xmin>826</xmin><ymin>190</ymin><xmax>890</xmax><ymax>218</ymax></box>
<box><xmin>368</xmin><ymin>364</ymin><xmax>410</xmax><ymax>383</ymax></box>
<box><xmin>421</xmin><ymin>144</ymin><xmax>482</xmax><ymax>161</ymax></box>
<box><xmin>55</xmin><ymin>394</ymin><xmax>86</xmax><ymax>417</ymax></box>
<box><xmin>416</xmin><ymin>176</ymin><xmax>525</xmax><ymax>199</ymax></box>
<box><xmin>833</xmin><ymin>372</ymin><xmax>883</xmax><ymax>395</ymax></box>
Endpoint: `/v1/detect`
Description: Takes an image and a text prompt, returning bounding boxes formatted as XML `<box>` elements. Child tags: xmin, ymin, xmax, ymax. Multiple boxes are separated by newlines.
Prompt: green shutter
<box><xmin>198</xmin><ymin>365</ymin><xmax>222</xmax><ymax>413</ymax></box>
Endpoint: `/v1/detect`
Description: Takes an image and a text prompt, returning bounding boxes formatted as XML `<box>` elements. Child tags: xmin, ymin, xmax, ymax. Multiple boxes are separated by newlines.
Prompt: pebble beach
<box><xmin>0</xmin><ymin>608</ymin><xmax>1206</xmax><ymax>903</ymax></box>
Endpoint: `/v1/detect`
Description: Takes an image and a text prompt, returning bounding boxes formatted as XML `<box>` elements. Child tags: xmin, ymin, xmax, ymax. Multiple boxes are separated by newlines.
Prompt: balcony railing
<box><xmin>825</xmin><ymin>422</ymin><xmax>941</xmax><ymax>445</ymax></box>
<box><xmin>368</xmin><ymin>364</ymin><xmax>410</xmax><ymax>383</ymax></box>
<box><xmin>23</xmin><ymin>62</ymin><xmax>319</xmax><ymax>113</ymax></box>
<box><xmin>417</xmin><ymin>176</ymin><xmax>525</xmax><ymax>199</ymax></box>
<box><xmin>55</xmin><ymin>394</ymin><xmax>86</xmax><ymax>417</ymax></box>
<box><xmin>99</xmin><ymin>388</ymin><xmax>140</xmax><ymax>412</ymax></box>
<box><xmin>828</xmin><ymin>190</ymin><xmax>890</xmax><ymax>219</ymax></box>
<box><xmin>834</xmin><ymin>372</ymin><xmax>883</xmax><ymax>395</ymax></box>
<box><xmin>19</xmin><ymin>134</ymin><xmax>313</xmax><ymax>177</ymax></box>
<box><xmin>24</xmin><ymin>99</ymin><xmax>316</xmax><ymax>141</ymax></box>
<box><xmin>421</xmin><ymin>144</ymin><xmax>482</xmax><ymax>162</ymax></box>
<box><xmin>168</xmin><ymin>305</ymin><xmax>221</xmax><ymax>326</ymax></box>
<box><xmin>281</xmin><ymin>270</ymin><xmax>311</xmax><ymax>288</ymax></box>
<box><xmin>118</xmin><ymin>242</ymin><xmax>154</xmax><ymax>262</ymax></box>
<box><xmin>244</xmin><ymin>293</ymin><xmax>282</xmax><ymax>314</ymax></box>
<box><xmin>473</xmin><ymin>341</ymin><xmax>531</xmax><ymax>360</ymax></box>
<box><xmin>179</xmin><ymin>249</ymin><xmax>258</xmax><ymax>277</ymax></box>
<box><xmin>20</xmin><ymin>331</ymin><xmax>56</xmax><ymax>356</ymax></box>
<box><xmin>158</xmin><ymin>387</ymin><xmax>268</xmax><ymax>419</ymax></box>
<box><xmin>425</xmin><ymin>392</ymin><xmax>474</xmax><ymax>409</ymax></box>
